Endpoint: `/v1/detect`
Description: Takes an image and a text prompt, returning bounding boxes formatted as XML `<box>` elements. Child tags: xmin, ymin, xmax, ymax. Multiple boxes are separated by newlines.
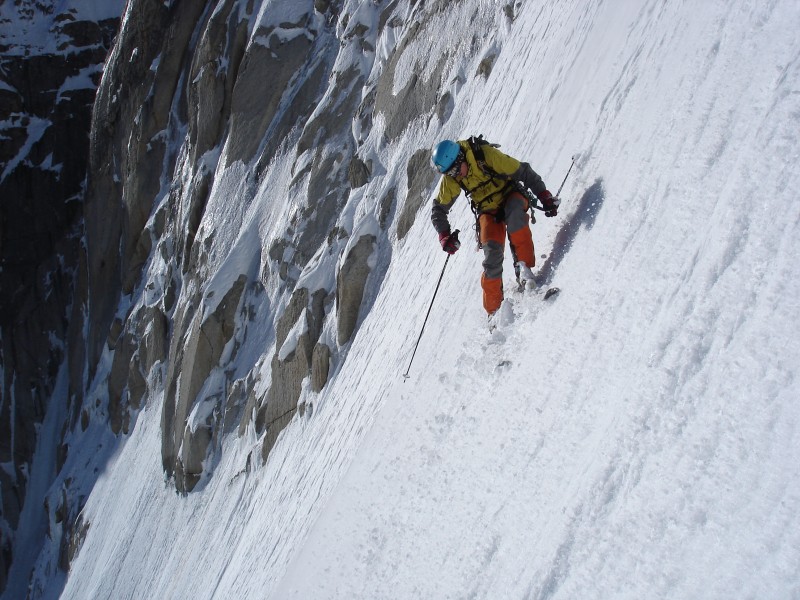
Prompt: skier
<box><xmin>430</xmin><ymin>138</ymin><xmax>559</xmax><ymax>316</ymax></box>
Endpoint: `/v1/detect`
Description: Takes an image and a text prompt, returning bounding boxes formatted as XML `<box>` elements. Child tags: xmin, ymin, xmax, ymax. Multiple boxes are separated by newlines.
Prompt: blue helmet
<box><xmin>432</xmin><ymin>140</ymin><xmax>461</xmax><ymax>173</ymax></box>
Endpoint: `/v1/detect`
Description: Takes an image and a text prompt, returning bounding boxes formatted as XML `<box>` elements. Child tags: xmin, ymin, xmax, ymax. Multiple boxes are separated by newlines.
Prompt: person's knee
<box><xmin>479</xmin><ymin>214</ymin><xmax>505</xmax><ymax>246</ymax></box>
<box><xmin>505</xmin><ymin>195</ymin><xmax>530</xmax><ymax>233</ymax></box>
<box><xmin>482</xmin><ymin>240</ymin><xmax>504</xmax><ymax>278</ymax></box>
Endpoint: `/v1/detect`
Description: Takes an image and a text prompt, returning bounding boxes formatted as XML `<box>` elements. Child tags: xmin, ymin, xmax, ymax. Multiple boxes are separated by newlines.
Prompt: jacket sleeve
<box><xmin>513</xmin><ymin>162</ymin><xmax>547</xmax><ymax>197</ymax></box>
<box><xmin>482</xmin><ymin>146</ymin><xmax>548</xmax><ymax>196</ymax></box>
<box><xmin>430</xmin><ymin>176</ymin><xmax>461</xmax><ymax>235</ymax></box>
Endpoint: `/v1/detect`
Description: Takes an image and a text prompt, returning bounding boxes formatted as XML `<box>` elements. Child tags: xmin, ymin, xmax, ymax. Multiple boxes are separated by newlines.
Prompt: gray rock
<box><xmin>122</xmin><ymin>230</ymin><xmax>153</xmax><ymax>295</ymax></box>
<box><xmin>107</xmin><ymin>325</ymin><xmax>136</xmax><ymax>435</ymax></box>
<box><xmin>222</xmin><ymin>378</ymin><xmax>250</xmax><ymax>438</ymax></box>
<box><xmin>127</xmin><ymin>355</ymin><xmax>148</xmax><ymax>411</ymax></box>
<box><xmin>162</xmin><ymin>275</ymin><xmax>246</xmax><ymax>491</ymax></box>
<box><xmin>348</xmin><ymin>156</ymin><xmax>371</xmax><ymax>189</ymax></box>
<box><xmin>225</xmin><ymin>29</ymin><xmax>313</xmax><ymax>166</ymax></box>
<box><xmin>177</xmin><ymin>408</ymin><xmax>214</xmax><ymax>493</ymax></box>
<box><xmin>374</xmin><ymin>22</ymin><xmax>449</xmax><ymax>141</ymax></box>
<box><xmin>187</xmin><ymin>0</ymin><xmax>245</xmax><ymax>164</ymax></box>
<box><xmin>379</xmin><ymin>187</ymin><xmax>397</xmax><ymax>230</ymax></box>
<box><xmin>83</xmin><ymin>0</ymin><xmax>207</xmax><ymax>383</ymax></box>
<box><xmin>140</xmin><ymin>306</ymin><xmax>169</xmax><ymax>375</ymax></box>
<box><xmin>59</xmin><ymin>512</ymin><xmax>89</xmax><ymax>574</ymax></box>
<box><xmin>436</xmin><ymin>90</ymin><xmax>455</xmax><ymax>122</ymax></box>
<box><xmin>107</xmin><ymin>318</ymin><xmax>124</xmax><ymax>351</ymax></box>
<box><xmin>288</xmin><ymin>66</ymin><xmax>364</xmax><ymax>274</ymax></box>
<box><xmin>0</xmin><ymin>12</ymin><xmax>120</xmax><ymax>586</ymax></box>
<box><xmin>337</xmin><ymin>234</ymin><xmax>377</xmax><ymax>345</ymax></box>
<box><xmin>397</xmin><ymin>149</ymin><xmax>437</xmax><ymax>240</ymax></box>
<box><xmin>256</xmin><ymin>288</ymin><xmax>309</xmax><ymax>459</ymax></box>
<box><xmin>106</xmin><ymin>304</ymin><xmax>168</xmax><ymax>435</ymax></box>
<box><xmin>311</xmin><ymin>343</ymin><xmax>332</xmax><ymax>392</ymax></box>
<box><xmin>256</xmin><ymin>287</ymin><xmax>330</xmax><ymax>461</ymax></box>
<box><xmin>476</xmin><ymin>53</ymin><xmax>498</xmax><ymax>78</ymax></box>
<box><xmin>181</xmin><ymin>169</ymin><xmax>212</xmax><ymax>275</ymax></box>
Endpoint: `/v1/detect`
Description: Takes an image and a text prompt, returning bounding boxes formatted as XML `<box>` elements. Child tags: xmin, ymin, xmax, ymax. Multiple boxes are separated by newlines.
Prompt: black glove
<box><xmin>538</xmin><ymin>190</ymin><xmax>560</xmax><ymax>217</ymax></box>
<box><xmin>438</xmin><ymin>230</ymin><xmax>461</xmax><ymax>254</ymax></box>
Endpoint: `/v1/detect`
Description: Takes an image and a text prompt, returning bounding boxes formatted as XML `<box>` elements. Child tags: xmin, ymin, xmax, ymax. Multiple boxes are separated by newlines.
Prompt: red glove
<box><xmin>439</xmin><ymin>230</ymin><xmax>460</xmax><ymax>254</ymax></box>
<box><xmin>538</xmin><ymin>190</ymin><xmax>560</xmax><ymax>217</ymax></box>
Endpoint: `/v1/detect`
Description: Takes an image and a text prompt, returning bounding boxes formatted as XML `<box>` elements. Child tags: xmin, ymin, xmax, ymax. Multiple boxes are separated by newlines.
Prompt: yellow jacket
<box><xmin>431</xmin><ymin>140</ymin><xmax>546</xmax><ymax>235</ymax></box>
<box><xmin>435</xmin><ymin>141</ymin><xmax>520</xmax><ymax>212</ymax></box>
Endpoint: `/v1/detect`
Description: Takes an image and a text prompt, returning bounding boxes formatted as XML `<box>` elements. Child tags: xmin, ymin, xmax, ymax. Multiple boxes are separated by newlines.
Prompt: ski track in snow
<box><xmin>33</xmin><ymin>0</ymin><xmax>800</xmax><ymax>599</ymax></box>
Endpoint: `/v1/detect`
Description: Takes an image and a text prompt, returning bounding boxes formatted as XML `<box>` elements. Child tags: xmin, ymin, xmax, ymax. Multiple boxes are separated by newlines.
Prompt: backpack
<box><xmin>465</xmin><ymin>135</ymin><xmax>514</xmax><ymax>184</ymax></box>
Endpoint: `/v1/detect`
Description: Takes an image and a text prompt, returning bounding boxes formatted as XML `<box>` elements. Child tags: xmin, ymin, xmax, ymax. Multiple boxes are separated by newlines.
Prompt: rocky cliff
<box><xmin>0</xmin><ymin>1</ymin><xmax>123</xmax><ymax>591</ymax></box>
<box><xmin>0</xmin><ymin>0</ymin><xmax>509</xmax><ymax>594</ymax></box>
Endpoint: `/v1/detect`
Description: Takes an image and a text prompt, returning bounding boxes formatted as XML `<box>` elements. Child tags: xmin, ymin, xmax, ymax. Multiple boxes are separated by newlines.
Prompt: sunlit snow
<box><xmin>9</xmin><ymin>0</ymin><xmax>800</xmax><ymax>598</ymax></box>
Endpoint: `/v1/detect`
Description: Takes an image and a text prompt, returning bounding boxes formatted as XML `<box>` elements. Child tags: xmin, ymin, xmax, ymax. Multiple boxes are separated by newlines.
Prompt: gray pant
<box><xmin>481</xmin><ymin>192</ymin><xmax>531</xmax><ymax>279</ymax></box>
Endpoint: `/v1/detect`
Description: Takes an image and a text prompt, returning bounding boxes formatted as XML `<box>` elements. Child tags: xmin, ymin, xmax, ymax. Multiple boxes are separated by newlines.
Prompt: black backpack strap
<box><xmin>462</xmin><ymin>135</ymin><xmax>517</xmax><ymax>214</ymax></box>
<box><xmin>467</xmin><ymin>135</ymin><xmax>513</xmax><ymax>182</ymax></box>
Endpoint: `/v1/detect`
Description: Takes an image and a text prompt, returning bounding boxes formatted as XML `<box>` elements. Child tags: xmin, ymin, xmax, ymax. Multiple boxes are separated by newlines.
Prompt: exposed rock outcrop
<box><xmin>226</xmin><ymin>25</ymin><xmax>314</xmax><ymax>166</ymax></box>
<box><xmin>257</xmin><ymin>287</ymin><xmax>329</xmax><ymax>461</ymax></box>
<box><xmin>162</xmin><ymin>274</ymin><xmax>247</xmax><ymax>493</ymax></box>
<box><xmin>476</xmin><ymin>52</ymin><xmax>498</xmax><ymax>78</ymax></box>
<box><xmin>398</xmin><ymin>149</ymin><xmax>436</xmax><ymax>240</ymax></box>
<box><xmin>374</xmin><ymin>22</ymin><xmax>449</xmax><ymax>141</ymax></box>
<box><xmin>187</xmin><ymin>0</ymin><xmax>246</xmax><ymax>165</ymax></box>
<box><xmin>80</xmin><ymin>0</ymin><xmax>208</xmax><ymax>391</ymax></box>
<box><xmin>311</xmin><ymin>343</ymin><xmax>333</xmax><ymax>393</ymax></box>
<box><xmin>2</xmin><ymin>0</ymin><xmax>502</xmax><ymax>592</ymax></box>
<box><xmin>348</xmin><ymin>156</ymin><xmax>371</xmax><ymax>189</ymax></box>
<box><xmin>337</xmin><ymin>234</ymin><xmax>377</xmax><ymax>346</ymax></box>
<box><xmin>107</xmin><ymin>305</ymin><xmax>168</xmax><ymax>435</ymax></box>
<box><xmin>0</xmin><ymin>4</ymin><xmax>121</xmax><ymax>591</ymax></box>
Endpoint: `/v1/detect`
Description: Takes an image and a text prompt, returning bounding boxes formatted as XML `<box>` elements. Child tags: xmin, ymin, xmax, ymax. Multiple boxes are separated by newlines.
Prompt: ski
<box><xmin>513</xmin><ymin>279</ymin><xmax>561</xmax><ymax>300</ymax></box>
<box><xmin>543</xmin><ymin>287</ymin><xmax>560</xmax><ymax>300</ymax></box>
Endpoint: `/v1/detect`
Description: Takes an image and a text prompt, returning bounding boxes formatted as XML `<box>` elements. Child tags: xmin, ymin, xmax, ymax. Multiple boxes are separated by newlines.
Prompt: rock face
<box><xmin>80</xmin><ymin>0</ymin><xmax>209</xmax><ymax>389</ymax></box>
<box><xmin>162</xmin><ymin>274</ymin><xmax>247</xmax><ymax>493</ymax></box>
<box><xmin>106</xmin><ymin>304</ymin><xmax>168</xmax><ymax>436</ymax></box>
<box><xmin>399</xmin><ymin>149</ymin><xmax>437</xmax><ymax>240</ymax></box>
<box><xmin>0</xmin><ymin>2</ymin><xmax>122</xmax><ymax>592</ymax></box>
<box><xmin>337</xmin><ymin>234</ymin><xmax>378</xmax><ymax>346</ymax></box>
<box><xmin>373</xmin><ymin>13</ymin><xmax>450</xmax><ymax>142</ymax></box>
<box><xmin>256</xmin><ymin>287</ymin><xmax>329</xmax><ymax>461</ymax></box>
<box><xmin>1</xmin><ymin>0</ymin><xmax>502</xmax><ymax>593</ymax></box>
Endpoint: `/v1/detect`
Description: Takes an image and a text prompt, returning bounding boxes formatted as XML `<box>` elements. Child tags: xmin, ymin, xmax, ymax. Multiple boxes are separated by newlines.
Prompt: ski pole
<box><xmin>403</xmin><ymin>233</ymin><xmax>458</xmax><ymax>379</ymax></box>
<box><xmin>528</xmin><ymin>154</ymin><xmax>577</xmax><ymax>221</ymax></box>
<box><xmin>554</xmin><ymin>154</ymin><xmax>577</xmax><ymax>198</ymax></box>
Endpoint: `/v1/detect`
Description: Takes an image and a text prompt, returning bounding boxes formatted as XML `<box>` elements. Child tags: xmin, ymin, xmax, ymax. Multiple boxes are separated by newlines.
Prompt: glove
<box><xmin>438</xmin><ymin>230</ymin><xmax>461</xmax><ymax>254</ymax></box>
<box><xmin>538</xmin><ymin>190</ymin><xmax>560</xmax><ymax>217</ymax></box>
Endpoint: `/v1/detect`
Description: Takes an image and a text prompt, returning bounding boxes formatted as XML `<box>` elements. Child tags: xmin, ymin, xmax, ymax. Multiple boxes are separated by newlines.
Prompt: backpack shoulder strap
<box><xmin>467</xmin><ymin>135</ymin><xmax>512</xmax><ymax>181</ymax></box>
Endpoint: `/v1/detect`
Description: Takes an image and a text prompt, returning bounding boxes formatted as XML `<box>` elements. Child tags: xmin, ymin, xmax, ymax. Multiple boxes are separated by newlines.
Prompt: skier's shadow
<box><xmin>535</xmin><ymin>178</ymin><xmax>605</xmax><ymax>287</ymax></box>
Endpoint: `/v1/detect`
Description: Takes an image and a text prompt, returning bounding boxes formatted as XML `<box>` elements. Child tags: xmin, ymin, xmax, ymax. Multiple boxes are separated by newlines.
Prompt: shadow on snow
<box><xmin>535</xmin><ymin>178</ymin><xmax>605</xmax><ymax>287</ymax></box>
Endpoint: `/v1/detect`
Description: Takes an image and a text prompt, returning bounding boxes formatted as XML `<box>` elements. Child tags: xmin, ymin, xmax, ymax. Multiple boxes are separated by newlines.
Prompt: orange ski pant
<box><xmin>479</xmin><ymin>192</ymin><xmax>535</xmax><ymax>314</ymax></box>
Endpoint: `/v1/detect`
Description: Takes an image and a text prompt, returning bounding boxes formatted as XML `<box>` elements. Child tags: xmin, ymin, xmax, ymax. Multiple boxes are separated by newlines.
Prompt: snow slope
<box><xmin>0</xmin><ymin>0</ymin><xmax>125</xmax><ymax>55</ymax></box>
<box><xmin>29</xmin><ymin>0</ymin><xmax>800</xmax><ymax>598</ymax></box>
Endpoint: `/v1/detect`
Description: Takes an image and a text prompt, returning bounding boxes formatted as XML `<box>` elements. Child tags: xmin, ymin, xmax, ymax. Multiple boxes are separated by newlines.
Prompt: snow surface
<box><xmin>0</xmin><ymin>116</ymin><xmax>50</xmax><ymax>184</ymax></box>
<box><xmin>12</xmin><ymin>0</ymin><xmax>800</xmax><ymax>598</ymax></box>
<box><xmin>0</xmin><ymin>0</ymin><xmax>126</xmax><ymax>55</ymax></box>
